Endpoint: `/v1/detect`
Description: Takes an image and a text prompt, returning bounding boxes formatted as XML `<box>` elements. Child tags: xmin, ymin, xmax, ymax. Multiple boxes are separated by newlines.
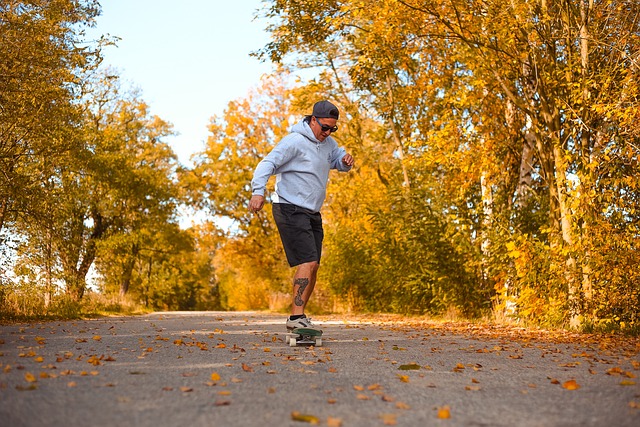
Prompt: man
<box><xmin>248</xmin><ymin>100</ymin><xmax>354</xmax><ymax>331</ymax></box>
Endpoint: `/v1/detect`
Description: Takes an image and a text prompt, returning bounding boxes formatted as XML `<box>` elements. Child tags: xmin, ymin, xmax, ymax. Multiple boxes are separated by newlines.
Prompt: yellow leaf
<box><xmin>291</xmin><ymin>412</ymin><xmax>319</xmax><ymax>424</ymax></box>
<box><xmin>211</xmin><ymin>372</ymin><xmax>221</xmax><ymax>381</ymax></box>
<box><xmin>437</xmin><ymin>405</ymin><xmax>451</xmax><ymax>419</ymax></box>
<box><xmin>380</xmin><ymin>413</ymin><xmax>397</xmax><ymax>425</ymax></box>
<box><xmin>397</xmin><ymin>375</ymin><xmax>409</xmax><ymax>383</ymax></box>
<box><xmin>327</xmin><ymin>417</ymin><xmax>342</xmax><ymax>427</ymax></box>
<box><xmin>92</xmin><ymin>335</ymin><xmax>102</xmax><ymax>341</ymax></box>
<box><xmin>24</xmin><ymin>372</ymin><xmax>37</xmax><ymax>383</ymax></box>
<box><xmin>396</xmin><ymin>402</ymin><xmax>411</xmax><ymax>410</ymax></box>
<box><xmin>620</xmin><ymin>380</ymin><xmax>636</xmax><ymax>386</ymax></box>
<box><xmin>562</xmin><ymin>380</ymin><xmax>580</xmax><ymax>390</ymax></box>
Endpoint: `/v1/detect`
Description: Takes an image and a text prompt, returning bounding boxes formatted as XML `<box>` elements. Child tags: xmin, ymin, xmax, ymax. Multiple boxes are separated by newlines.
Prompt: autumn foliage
<box><xmin>1</xmin><ymin>1</ymin><xmax>639</xmax><ymax>333</ymax></box>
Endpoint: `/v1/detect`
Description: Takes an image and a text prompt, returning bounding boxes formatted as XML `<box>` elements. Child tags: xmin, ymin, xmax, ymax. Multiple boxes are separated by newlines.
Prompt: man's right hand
<box><xmin>248</xmin><ymin>194</ymin><xmax>265</xmax><ymax>213</ymax></box>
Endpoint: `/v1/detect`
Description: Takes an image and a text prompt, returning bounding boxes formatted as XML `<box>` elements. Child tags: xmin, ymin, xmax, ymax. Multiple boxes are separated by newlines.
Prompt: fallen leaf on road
<box><xmin>453</xmin><ymin>363</ymin><xmax>465</xmax><ymax>372</ymax></box>
<box><xmin>87</xmin><ymin>356</ymin><xmax>102</xmax><ymax>366</ymax></box>
<box><xmin>327</xmin><ymin>417</ymin><xmax>342</xmax><ymax>427</ymax></box>
<box><xmin>24</xmin><ymin>373</ymin><xmax>36</xmax><ymax>383</ymax></box>
<box><xmin>380</xmin><ymin>413</ymin><xmax>397</xmax><ymax>425</ymax></box>
<box><xmin>291</xmin><ymin>412</ymin><xmax>320</xmax><ymax>424</ymax></box>
<box><xmin>562</xmin><ymin>380</ymin><xmax>580</xmax><ymax>390</ymax></box>
<box><xmin>437</xmin><ymin>405</ymin><xmax>451</xmax><ymax>419</ymax></box>
<box><xmin>397</xmin><ymin>375</ymin><xmax>409</xmax><ymax>383</ymax></box>
<box><xmin>620</xmin><ymin>380</ymin><xmax>636</xmax><ymax>386</ymax></box>
<box><xmin>180</xmin><ymin>387</ymin><xmax>193</xmax><ymax>392</ymax></box>
<box><xmin>398</xmin><ymin>364</ymin><xmax>420</xmax><ymax>371</ymax></box>
<box><xmin>241</xmin><ymin>363</ymin><xmax>253</xmax><ymax>372</ymax></box>
<box><xmin>210</xmin><ymin>372</ymin><xmax>221</xmax><ymax>381</ymax></box>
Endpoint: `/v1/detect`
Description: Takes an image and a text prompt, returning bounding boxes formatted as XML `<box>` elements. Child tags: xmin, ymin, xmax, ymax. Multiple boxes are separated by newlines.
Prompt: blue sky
<box><xmin>91</xmin><ymin>0</ymin><xmax>275</xmax><ymax>165</ymax></box>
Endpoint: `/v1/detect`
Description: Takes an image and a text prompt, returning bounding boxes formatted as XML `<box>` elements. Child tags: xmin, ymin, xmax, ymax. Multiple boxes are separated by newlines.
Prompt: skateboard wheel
<box><xmin>289</xmin><ymin>337</ymin><xmax>297</xmax><ymax>347</ymax></box>
<box><xmin>285</xmin><ymin>335</ymin><xmax>290</xmax><ymax>344</ymax></box>
<box><xmin>315</xmin><ymin>338</ymin><xmax>322</xmax><ymax>347</ymax></box>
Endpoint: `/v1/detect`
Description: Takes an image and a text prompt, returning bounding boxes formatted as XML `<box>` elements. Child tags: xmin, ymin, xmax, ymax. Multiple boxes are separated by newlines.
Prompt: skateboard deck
<box><xmin>286</xmin><ymin>328</ymin><xmax>323</xmax><ymax>347</ymax></box>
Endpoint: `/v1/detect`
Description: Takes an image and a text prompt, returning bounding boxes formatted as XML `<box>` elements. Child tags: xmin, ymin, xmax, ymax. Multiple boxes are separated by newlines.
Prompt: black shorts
<box><xmin>272</xmin><ymin>203</ymin><xmax>323</xmax><ymax>267</ymax></box>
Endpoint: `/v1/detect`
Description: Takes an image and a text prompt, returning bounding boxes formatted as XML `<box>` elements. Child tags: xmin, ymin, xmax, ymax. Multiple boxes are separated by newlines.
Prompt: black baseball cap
<box><xmin>312</xmin><ymin>100</ymin><xmax>339</xmax><ymax>120</ymax></box>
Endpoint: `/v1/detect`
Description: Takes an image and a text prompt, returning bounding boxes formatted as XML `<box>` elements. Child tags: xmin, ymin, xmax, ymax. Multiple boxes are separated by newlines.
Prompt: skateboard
<box><xmin>286</xmin><ymin>328</ymin><xmax>323</xmax><ymax>347</ymax></box>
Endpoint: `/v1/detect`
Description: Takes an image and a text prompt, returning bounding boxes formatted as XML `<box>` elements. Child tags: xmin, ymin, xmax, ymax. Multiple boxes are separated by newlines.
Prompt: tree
<box><xmin>185</xmin><ymin>74</ymin><xmax>295</xmax><ymax>310</ymax></box>
<box><xmin>0</xmin><ymin>0</ymin><xmax>102</xmax><ymax>232</ymax></box>
<box><xmin>255</xmin><ymin>0</ymin><xmax>640</xmax><ymax>326</ymax></box>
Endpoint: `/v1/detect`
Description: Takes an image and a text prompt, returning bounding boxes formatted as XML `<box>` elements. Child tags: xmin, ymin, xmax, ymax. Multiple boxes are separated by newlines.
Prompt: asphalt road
<box><xmin>1</xmin><ymin>311</ymin><xmax>639</xmax><ymax>427</ymax></box>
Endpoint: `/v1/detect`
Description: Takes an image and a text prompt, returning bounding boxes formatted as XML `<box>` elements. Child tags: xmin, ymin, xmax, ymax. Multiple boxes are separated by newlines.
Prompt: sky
<box><xmin>90</xmin><ymin>0</ymin><xmax>275</xmax><ymax>166</ymax></box>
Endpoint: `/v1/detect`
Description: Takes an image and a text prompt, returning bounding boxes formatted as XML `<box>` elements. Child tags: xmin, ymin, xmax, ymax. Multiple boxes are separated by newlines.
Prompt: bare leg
<box><xmin>291</xmin><ymin>261</ymin><xmax>319</xmax><ymax>316</ymax></box>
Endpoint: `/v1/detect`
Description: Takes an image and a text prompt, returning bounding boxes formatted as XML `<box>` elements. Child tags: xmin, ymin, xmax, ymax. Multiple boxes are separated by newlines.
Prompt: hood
<box><xmin>291</xmin><ymin>118</ymin><xmax>322</xmax><ymax>144</ymax></box>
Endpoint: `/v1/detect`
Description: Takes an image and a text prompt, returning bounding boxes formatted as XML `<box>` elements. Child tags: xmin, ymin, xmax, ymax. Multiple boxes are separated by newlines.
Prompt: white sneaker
<box><xmin>286</xmin><ymin>315</ymin><xmax>321</xmax><ymax>332</ymax></box>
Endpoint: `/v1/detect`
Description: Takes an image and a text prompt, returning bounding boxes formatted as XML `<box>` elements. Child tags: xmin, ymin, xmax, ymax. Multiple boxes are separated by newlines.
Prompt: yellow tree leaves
<box><xmin>250</xmin><ymin>0</ymin><xmax>640</xmax><ymax>329</ymax></box>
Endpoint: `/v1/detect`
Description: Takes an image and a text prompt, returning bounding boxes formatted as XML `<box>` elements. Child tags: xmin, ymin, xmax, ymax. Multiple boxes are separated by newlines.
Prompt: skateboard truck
<box><xmin>286</xmin><ymin>328</ymin><xmax>323</xmax><ymax>347</ymax></box>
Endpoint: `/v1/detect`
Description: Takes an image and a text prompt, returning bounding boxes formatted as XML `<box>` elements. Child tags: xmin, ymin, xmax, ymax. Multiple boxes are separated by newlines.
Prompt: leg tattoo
<box><xmin>294</xmin><ymin>278</ymin><xmax>309</xmax><ymax>307</ymax></box>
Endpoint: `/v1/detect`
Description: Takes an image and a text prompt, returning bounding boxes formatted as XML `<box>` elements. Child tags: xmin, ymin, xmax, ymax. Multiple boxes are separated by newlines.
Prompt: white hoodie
<box><xmin>251</xmin><ymin>117</ymin><xmax>351</xmax><ymax>212</ymax></box>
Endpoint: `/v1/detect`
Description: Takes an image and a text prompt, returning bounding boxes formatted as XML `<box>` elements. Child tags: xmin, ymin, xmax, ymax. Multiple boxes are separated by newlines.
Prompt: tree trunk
<box><xmin>64</xmin><ymin>209</ymin><xmax>108</xmax><ymax>301</ymax></box>
<box><xmin>385</xmin><ymin>73</ymin><xmax>411</xmax><ymax>190</ymax></box>
<box><xmin>552</xmin><ymin>144</ymin><xmax>580</xmax><ymax>328</ymax></box>
<box><xmin>119</xmin><ymin>243</ymin><xmax>139</xmax><ymax>297</ymax></box>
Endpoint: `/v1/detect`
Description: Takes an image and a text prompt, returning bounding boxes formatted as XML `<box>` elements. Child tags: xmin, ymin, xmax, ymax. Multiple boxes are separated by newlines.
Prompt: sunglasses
<box><xmin>315</xmin><ymin>117</ymin><xmax>338</xmax><ymax>133</ymax></box>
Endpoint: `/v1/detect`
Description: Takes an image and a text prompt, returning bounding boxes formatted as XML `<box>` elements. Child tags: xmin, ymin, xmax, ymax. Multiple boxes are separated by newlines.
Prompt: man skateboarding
<box><xmin>248</xmin><ymin>100</ymin><xmax>354</xmax><ymax>333</ymax></box>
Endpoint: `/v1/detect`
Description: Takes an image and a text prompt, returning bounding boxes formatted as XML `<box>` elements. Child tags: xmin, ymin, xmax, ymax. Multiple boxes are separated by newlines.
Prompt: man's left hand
<box><xmin>342</xmin><ymin>154</ymin><xmax>354</xmax><ymax>167</ymax></box>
